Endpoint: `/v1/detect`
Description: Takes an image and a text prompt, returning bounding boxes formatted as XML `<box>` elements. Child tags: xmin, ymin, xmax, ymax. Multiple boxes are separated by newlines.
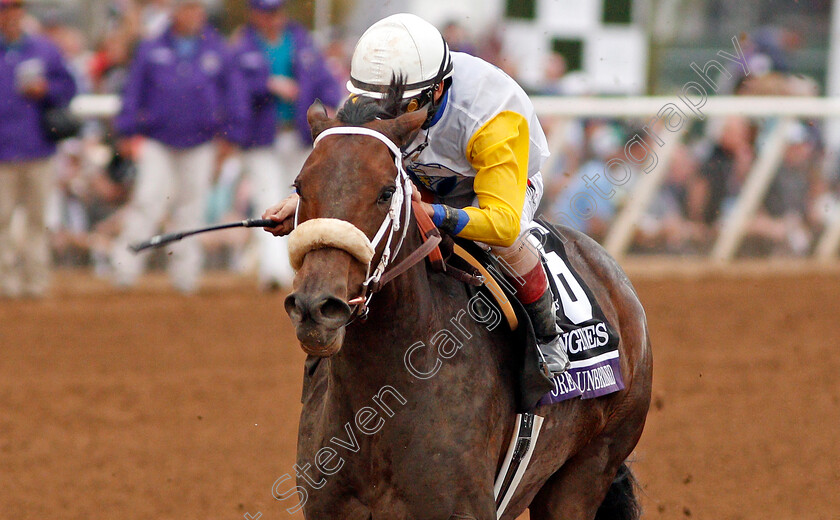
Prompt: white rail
<box><xmin>73</xmin><ymin>94</ymin><xmax>840</xmax><ymax>123</ymax></box>
<box><xmin>68</xmin><ymin>94</ymin><xmax>840</xmax><ymax>261</ymax></box>
<box><xmin>531</xmin><ymin>96</ymin><xmax>840</xmax><ymax>118</ymax></box>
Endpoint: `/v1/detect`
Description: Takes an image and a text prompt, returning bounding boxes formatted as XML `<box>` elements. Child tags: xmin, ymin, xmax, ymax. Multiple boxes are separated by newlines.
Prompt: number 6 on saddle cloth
<box><xmin>456</xmin><ymin>220</ymin><xmax>625</xmax><ymax>410</ymax></box>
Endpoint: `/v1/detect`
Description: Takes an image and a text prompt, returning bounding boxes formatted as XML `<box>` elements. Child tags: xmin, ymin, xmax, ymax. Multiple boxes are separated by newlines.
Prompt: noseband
<box><xmin>287</xmin><ymin>126</ymin><xmax>439</xmax><ymax>320</ymax></box>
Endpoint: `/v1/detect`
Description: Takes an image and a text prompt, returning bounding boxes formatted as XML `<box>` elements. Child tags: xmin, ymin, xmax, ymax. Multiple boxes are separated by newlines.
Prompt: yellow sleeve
<box><xmin>458</xmin><ymin>110</ymin><xmax>530</xmax><ymax>247</ymax></box>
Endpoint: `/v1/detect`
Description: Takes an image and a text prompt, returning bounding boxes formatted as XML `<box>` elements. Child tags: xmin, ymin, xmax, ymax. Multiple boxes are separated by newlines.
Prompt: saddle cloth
<box><xmin>527</xmin><ymin>222</ymin><xmax>625</xmax><ymax>404</ymax></box>
<box><xmin>455</xmin><ymin>220</ymin><xmax>624</xmax><ymax>410</ymax></box>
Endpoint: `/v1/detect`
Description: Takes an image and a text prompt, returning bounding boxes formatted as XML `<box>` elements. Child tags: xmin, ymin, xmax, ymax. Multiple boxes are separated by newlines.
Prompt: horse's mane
<box><xmin>337</xmin><ymin>75</ymin><xmax>407</xmax><ymax>125</ymax></box>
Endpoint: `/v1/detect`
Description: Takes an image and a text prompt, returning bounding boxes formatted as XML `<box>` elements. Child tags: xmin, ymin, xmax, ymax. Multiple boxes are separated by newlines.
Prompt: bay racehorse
<box><xmin>281</xmin><ymin>95</ymin><xmax>653</xmax><ymax>519</ymax></box>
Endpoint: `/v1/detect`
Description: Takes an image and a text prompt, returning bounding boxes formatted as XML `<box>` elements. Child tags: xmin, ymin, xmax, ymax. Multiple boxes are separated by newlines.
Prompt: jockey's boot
<box><xmin>522</xmin><ymin>288</ymin><xmax>570</xmax><ymax>378</ymax></box>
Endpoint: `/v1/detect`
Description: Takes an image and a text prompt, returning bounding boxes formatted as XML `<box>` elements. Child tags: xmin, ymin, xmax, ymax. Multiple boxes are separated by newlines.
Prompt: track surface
<box><xmin>1</xmin><ymin>270</ymin><xmax>838</xmax><ymax>519</ymax></box>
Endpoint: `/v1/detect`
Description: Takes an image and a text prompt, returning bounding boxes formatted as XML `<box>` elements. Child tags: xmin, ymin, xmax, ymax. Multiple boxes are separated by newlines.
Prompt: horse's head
<box><xmin>284</xmin><ymin>98</ymin><xmax>428</xmax><ymax>357</ymax></box>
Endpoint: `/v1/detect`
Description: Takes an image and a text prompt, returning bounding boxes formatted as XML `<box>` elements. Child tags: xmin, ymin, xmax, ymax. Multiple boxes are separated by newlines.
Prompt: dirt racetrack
<box><xmin>1</xmin><ymin>266</ymin><xmax>839</xmax><ymax>520</ymax></box>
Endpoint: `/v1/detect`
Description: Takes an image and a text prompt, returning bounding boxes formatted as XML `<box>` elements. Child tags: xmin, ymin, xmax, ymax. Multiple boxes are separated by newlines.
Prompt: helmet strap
<box><xmin>421</xmin><ymin>77</ymin><xmax>451</xmax><ymax>129</ymax></box>
<box><xmin>417</xmin><ymin>34</ymin><xmax>453</xmax><ymax>129</ymax></box>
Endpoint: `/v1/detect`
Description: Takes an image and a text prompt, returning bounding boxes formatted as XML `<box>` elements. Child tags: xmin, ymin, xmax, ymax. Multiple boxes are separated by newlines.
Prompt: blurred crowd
<box><xmin>1</xmin><ymin>0</ymin><xmax>838</xmax><ymax>298</ymax></box>
<box><xmin>539</xmin><ymin>63</ymin><xmax>837</xmax><ymax>257</ymax></box>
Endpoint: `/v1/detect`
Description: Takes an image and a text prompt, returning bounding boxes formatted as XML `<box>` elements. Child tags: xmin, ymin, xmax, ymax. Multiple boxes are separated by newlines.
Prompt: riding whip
<box><xmin>129</xmin><ymin>219</ymin><xmax>276</xmax><ymax>253</ymax></box>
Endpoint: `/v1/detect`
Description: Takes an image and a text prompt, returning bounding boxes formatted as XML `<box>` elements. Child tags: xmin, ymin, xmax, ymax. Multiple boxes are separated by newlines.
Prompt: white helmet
<box><xmin>348</xmin><ymin>13</ymin><xmax>453</xmax><ymax>100</ymax></box>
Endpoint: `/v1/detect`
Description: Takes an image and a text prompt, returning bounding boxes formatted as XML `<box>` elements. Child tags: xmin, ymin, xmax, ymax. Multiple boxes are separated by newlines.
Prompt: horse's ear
<box><xmin>307</xmin><ymin>100</ymin><xmax>331</xmax><ymax>140</ymax></box>
<box><xmin>389</xmin><ymin>108</ymin><xmax>429</xmax><ymax>146</ymax></box>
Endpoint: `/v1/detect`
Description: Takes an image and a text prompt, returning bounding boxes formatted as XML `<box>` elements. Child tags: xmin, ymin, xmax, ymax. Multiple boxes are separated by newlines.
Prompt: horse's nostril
<box><xmin>284</xmin><ymin>293</ymin><xmax>305</xmax><ymax>321</ymax></box>
<box><xmin>316</xmin><ymin>296</ymin><xmax>352</xmax><ymax>325</ymax></box>
<box><xmin>286</xmin><ymin>292</ymin><xmax>350</xmax><ymax>326</ymax></box>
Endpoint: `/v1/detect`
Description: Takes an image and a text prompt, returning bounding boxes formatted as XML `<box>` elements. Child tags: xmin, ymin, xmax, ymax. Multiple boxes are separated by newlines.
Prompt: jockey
<box><xmin>265</xmin><ymin>13</ymin><xmax>568</xmax><ymax>376</ymax></box>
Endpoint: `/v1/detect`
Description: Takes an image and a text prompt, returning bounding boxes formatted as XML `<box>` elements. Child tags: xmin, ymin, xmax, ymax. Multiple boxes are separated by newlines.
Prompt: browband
<box><xmin>314</xmin><ymin>126</ymin><xmax>403</xmax><ymax>158</ymax></box>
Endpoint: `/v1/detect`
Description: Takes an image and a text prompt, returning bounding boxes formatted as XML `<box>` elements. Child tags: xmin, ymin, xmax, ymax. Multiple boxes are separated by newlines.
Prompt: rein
<box><xmin>290</xmin><ymin>126</ymin><xmax>442</xmax><ymax>320</ymax></box>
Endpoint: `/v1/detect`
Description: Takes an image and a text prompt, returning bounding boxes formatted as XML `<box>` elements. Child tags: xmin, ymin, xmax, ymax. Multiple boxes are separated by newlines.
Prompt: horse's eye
<box><xmin>378</xmin><ymin>187</ymin><xmax>396</xmax><ymax>204</ymax></box>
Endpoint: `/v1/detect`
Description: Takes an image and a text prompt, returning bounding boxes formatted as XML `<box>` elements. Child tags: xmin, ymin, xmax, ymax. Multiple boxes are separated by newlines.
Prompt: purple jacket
<box><xmin>231</xmin><ymin>23</ymin><xmax>343</xmax><ymax>148</ymax></box>
<box><xmin>0</xmin><ymin>34</ymin><xmax>77</xmax><ymax>162</ymax></box>
<box><xmin>115</xmin><ymin>26</ymin><xmax>249</xmax><ymax>148</ymax></box>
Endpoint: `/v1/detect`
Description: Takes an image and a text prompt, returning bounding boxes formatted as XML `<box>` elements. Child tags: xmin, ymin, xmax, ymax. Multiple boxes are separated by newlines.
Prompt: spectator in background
<box><xmin>89</xmin><ymin>29</ymin><xmax>133</xmax><ymax>94</ymax></box>
<box><xmin>41</xmin><ymin>14</ymin><xmax>92</xmax><ymax>94</ymax></box>
<box><xmin>49</xmin><ymin>140</ymin><xmax>91</xmax><ymax>266</ymax></box>
<box><xmin>322</xmin><ymin>28</ymin><xmax>350</xmax><ymax>88</ymax></box>
<box><xmin>537</xmin><ymin>50</ymin><xmax>584</xmax><ymax>203</ymax></box>
<box><xmin>748</xmin><ymin>26</ymin><xmax>802</xmax><ymax>74</ymax></box>
<box><xmin>637</xmin><ymin>144</ymin><xmax>708</xmax><ymax>253</ymax></box>
<box><xmin>717</xmin><ymin>27</ymin><xmax>804</xmax><ymax>94</ymax></box>
<box><xmin>441</xmin><ymin>21</ymin><xmax>476</xmax><ymax>56</ymax></box>
<box><xmin>140</xmin><ymin>0</ymin><xmax>173</xmax><ymax>39</ymax></box>
<box><xmin>549</xmin><ymin>122</ymin><xmax>627</xmax><ymax>241</ymax></box>
<box><xmin>89</xmin><ymin>0</ymin><xmax>145</xmax><ymax>94</ymax></box>
<box><xmin>539</xmin><ymin>51</ymin><xmax>568</xmax><ymax>96</ymax></box>
<box><xmin>746</xmin><ymin>121</ymin><xmax>822</xmax><ymax>255</ymax></box>
<box><xmin>476</xmin><ymin>22</ymin><xmax>518</xmax><ymax>80</ymax></box>
<box><xmin>50</xmin><ymin>141</ymin><xmax>135</xmax><ymax>273</ymax></box>
<box><xmin>110</xmin><ymin>0</ymin><xmax>248</xmax><ymax>293</ymax></box>
<box><xmin>0</xmin><ymin>0</ymin><xmax>77</xmax><ymax>298</ymax></box>
<box><xmin>231</xmin><ymin>0</ymin><xmax>342</xmax><ymax>290</ymax></box>
<box><xmin>695</xmin><ymin>116</ymin><xmax>755</xmax><ymax>226</ymax></box>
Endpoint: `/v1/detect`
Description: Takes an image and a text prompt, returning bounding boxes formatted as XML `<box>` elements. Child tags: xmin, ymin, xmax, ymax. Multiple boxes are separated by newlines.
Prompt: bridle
<box><xmin>289</xmin><ymin>126</ymin><xmax>441</xmax><ymax>321</ymax></box>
